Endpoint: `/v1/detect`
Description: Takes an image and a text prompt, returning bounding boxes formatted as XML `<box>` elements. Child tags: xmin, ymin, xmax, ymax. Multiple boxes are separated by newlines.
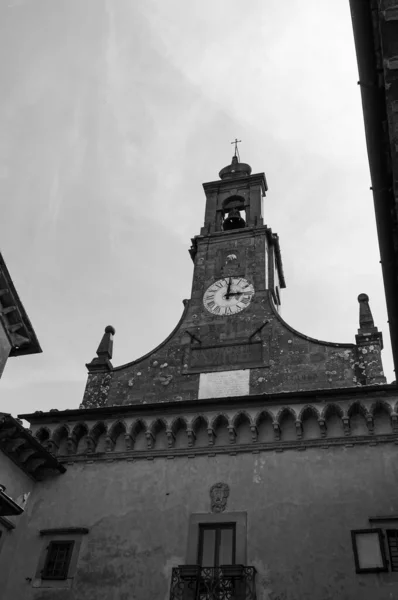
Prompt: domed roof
<box><xmin>219</xmin><ymin>156</ymin><xmax>252</xmax><ymax>180</ymax></box>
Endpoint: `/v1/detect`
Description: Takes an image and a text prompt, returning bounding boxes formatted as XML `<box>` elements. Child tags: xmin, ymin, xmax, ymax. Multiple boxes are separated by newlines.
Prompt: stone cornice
<box><xmin>59</xmin><ymin>434</ymin><xmax>398</xmax><ymax>464</ymax></box>
<box><xmin>202</xmin><ymin>172</ymin><xmax>267</xmax><ymax>195</ymax></box>
<box><xmin>19</xmin><ymin>384</ymin><xmax>396</xmax><ymax>424</ymax></box>
<box><xmin>0</xmin><ymin>413</ymin><xmax>66</xmax><ymax>479</ymax></box>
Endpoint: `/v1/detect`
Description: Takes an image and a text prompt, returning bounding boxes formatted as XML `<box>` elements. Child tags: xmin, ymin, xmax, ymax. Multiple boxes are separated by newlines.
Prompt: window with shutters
<box><xmin>34</xmin><ymin>527</ymin><xmax>89</xmax><ymax>589</ymax></box>
<box><xmin>386</xmin><ymin>530</ymin><xmax>398</xmax><ymax>571</ymax></box>
<box><xmin>42</xmin><ymin>540</ymin><xmax>75</xmax><ymax>580</ymax></box>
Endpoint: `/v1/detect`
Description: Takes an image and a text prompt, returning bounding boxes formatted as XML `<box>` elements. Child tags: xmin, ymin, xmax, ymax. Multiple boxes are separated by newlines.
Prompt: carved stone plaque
<box><xmin>188</xmin><ymin>341</ymin><xmax>263</xmax><ymax>373</ymax></box>
<box><xmin>198</xmin><ymin>369</ymin><xmax>250</xmax><ymax>399</ymax></box>
<box><xmin>210</xmin><ymin>482</ymin><xmax>230</xmax><ymax>513</ymax></box>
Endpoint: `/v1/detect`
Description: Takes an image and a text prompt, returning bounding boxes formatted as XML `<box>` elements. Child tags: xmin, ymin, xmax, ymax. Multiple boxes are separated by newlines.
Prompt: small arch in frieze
<box><xmin>108</xmin><ymin>420</ymin><xmax>127</xmax><ymax>441</ymax></box>
<box><xmin>254</xmin><ymin>409</ymin><xmax>274</xmax><ymax>428</ymax></box>
<box><xmin>88</xmin><ymin>421</ymin><xmax>107</xmax><ymax>453</ymax></box>
<box><xmin>170</xmin><ymin>416</ymin><xmax>188</xmax><ymax>435</ymax></box>
<box><xmin>191</xmin><ymin>414</ymin><xmax>209</xmax><ymax>432</ymax></box>
<box><xmin>51</xmin><ymin>424</ymin><xmax>70</xmax><ymax>444</ymax></box>
<box><xmin>171</xmin><ymin>417</ymin><xmax>188</xmax><ymax>449</ymax></box>
<box><xmin>277</xmin><ymin>407</ymin><xmax>297</xmax><ymax>441</ymax></box>
<box><xmin>347</xmin><ymin>401</ymin><xmax>368</xmax><ymax>418</ymax></box>
<box><xmin>89</xmin><ymin>421</ymin><xmax>108</xmax><ymax>441</ymax></box>
<box><xmin>210</xmin><ymin>413</ymin><xmax>231</xmax><ymax>430</ymax></box>
<box><xmin>299</xmin><ymin>406</ymin><xmax>321</xmax><ymax>440</ymax></box>
<box><xmin>108</xmin><ymin>420</ymin><xmax>127</xmax><ymax>451</ymax></box>
<box><xmin>130</xmin><ymin>419</ymin><xmax>147</xmax><ymax>451</ymax></box>
<box><xmin>149</xmin><ymin>417</ymin><xmax>168</xmax><ymax>436</ymax></box>
<box><xmin>256</xmin><ymin>410</ymin><xmax>274</xmax><ymax>443</ymax></box>
<box><xmin>298</xmin><ymin>405</ymin><xmax>321</xmax><ymax>422</ymax></box>
<box><xmin>130</xmin><ymin>418</ymin><xmax>148</xmax><ymax>438</ymax></box>
<box><xmin>72</xmin><ymin>423</ymin><xmax>89</xmax><ymax>454</ymax></box>
<box><xmin>191</xmin><ymin>415</ymin><xmax>208</xmax><ymax>448</ymax></box>
<box><xmin>231</xmin><ymin>411</ymin><xmax>253</xmax><ymax>428</ymax></box>
<box><xmin>323</xmin><ymin>404</ymin><xmax>345</xmax><ymax>438</ymax></box>
<box><xmin>51</xmin><ymin>424</ymin><xmax>69</xmax><ymax>454</ymax></box>
<box><xmin>212</xmin><ymin>414</ymin><xmax>229</xmax><ymax>447</ymax></box>
<box><xmin>369</xmin><ymin>400</ymin><xmax>392</xmax><ymax>417</ymax></box>
<box><xmin>371</xmin><ymin>401</ymin><xmax>393</xmax><ymax>435</ymax></box>
<box><xmin>322</xmin><ymin>403</ymin><xmax>344</xmax><ymax>420</ymax></box>
<box><xmin>348</xmin><ymin>402</ymin><xmax>368</xmax><ymax>436</ymax></box>
<box><xmin>151</xmin><ymin>418</ymin><xmax>168</xmax><ymax>450</ymax></box>
<box><xmin>72</xmin><ymin>422</ymin><xmax>89</xmax><ymax>441</ymax></box>
<box><xmin>275</xmin><ymin>406</ymin><xmax>298</xmax><ymax>425</ymax></box>
<box><xmin>35</xmin><ymin>426</ymin><xmax>51</xmax><ymax>444</ymax></box>
<box><xmin>233</xmin><ymin>411</ymin><xmax>252</xmax><ymax>444</ymax></box>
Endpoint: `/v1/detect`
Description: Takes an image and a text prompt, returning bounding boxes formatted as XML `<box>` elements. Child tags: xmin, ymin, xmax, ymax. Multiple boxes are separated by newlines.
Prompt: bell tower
<box><xmin>189</xmin><ymin>152</ymin><xmax>285</xmax><ymax>319</ymax></box>
<box><xmin>80</xmin><ymin>149</ymin><xmax>386</xmax><ymax>409</ymax></box>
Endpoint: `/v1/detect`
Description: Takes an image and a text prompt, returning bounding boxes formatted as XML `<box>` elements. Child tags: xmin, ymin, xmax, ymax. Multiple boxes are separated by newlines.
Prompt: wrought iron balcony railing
<box><xmin>170</xmin><ymin>565</ymin><xmax>257</xmax><ymax>600</ymax></box>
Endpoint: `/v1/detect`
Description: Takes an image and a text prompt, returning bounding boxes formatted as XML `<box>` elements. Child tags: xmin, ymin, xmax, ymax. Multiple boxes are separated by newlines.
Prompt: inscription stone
<box><xmin>198</xmin><ymin>370</ymin><xmax>250</xmax><ymax>399</ymax></box>
<box><xmin>188</xmin><ymin>342</ymin><xmax>263</xmax><ymax>373</ymax></box>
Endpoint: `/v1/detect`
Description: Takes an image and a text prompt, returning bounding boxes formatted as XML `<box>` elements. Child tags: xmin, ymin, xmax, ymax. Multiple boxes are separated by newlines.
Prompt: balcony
<box><xmin>170</xmin><ymin>565</ymin><xmax>257</xmax><ymax>600</ymax></box>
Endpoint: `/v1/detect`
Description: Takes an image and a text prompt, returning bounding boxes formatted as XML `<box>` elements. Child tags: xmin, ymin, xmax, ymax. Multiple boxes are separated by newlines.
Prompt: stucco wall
<box><xmin>0</xmin><ymin>452</ymin><xmax>35</xmax><ymax>595</ymax></box>
<box><xmin>0</xmin><ymin>450</ymin><xmax>33</xmax><ymax>501</ymax></box>
<box><xmin>2</xmin><ymin>444</ymin><xmax>398</xmax><ymax>600</ymax></box>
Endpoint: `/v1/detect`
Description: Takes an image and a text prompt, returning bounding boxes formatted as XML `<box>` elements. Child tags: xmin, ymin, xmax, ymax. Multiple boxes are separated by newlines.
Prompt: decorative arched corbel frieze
<box><xmin>105</xmin><ymin>435</ymin><xmax>115</xmax><ymax>452</ymax></box>
<box><xmin>318</xmin><ymin>418</ymin><xmax>327</xmax><ymax>438</ymax></box>
<box><xmin>391</xmin><ymin>413</ymin><xmax>398</xmax><ymax>434</ymax></box>
<box><xmin>166</xmin><ymin>429</ymin><xmax>175</xmax><ymax>448</ymax></box>
<box><xmin>66</xmin><ymin>436</ymin><xmax>77</xmax><ymax>455</ymax></box>
<box><xmin>145</xmin><ymin>431</ymin><xmax>154</xmax><ymax>449</ymax></box>
<box><xmin>85</xmin><ymin>436</ymin><xmax>96</xmax><ymax>453</ymax></box>
<box><xmin>207</xmin><ymin>427</ymin><xmax>215</xmax><ymax>446</ymax></box>
<box><xmin>366</xmin><ymin>414</ymin><xmax>374</xmax><ymax>434</ymax></box>
<box><xmin>295</xmin><ymin>420</ymin><xmax>303</xmax><ymax>440</ymax></box>
<box><xmin>250</xmin><ymin>425</ymin><xmax>258</xmax><ymax>442</ymax></box>
<box><xmin>228</xmin><ymin>426</ymin><xmax>236</xmax><ymax>444</ymax></box>
<box><xmin>125</xmin><ymin>433</ymin><xmax>134</xmax><ymax>450</ymax></box>
<box><xmin>44</xmin><ymin>440</ymin><xmax>59</xmax><ymax>456</ymax></box>
<box><xmin>187</xmin><ymin>428</ymin><xmax>196</xmax><ymax>447</ymax></box>
<box><xmin>342</xmin><ymin>416</ymin><xmax>351</xmax><ymax>436</ymax></box>
<box><xmin>272</xmin><ymin>421</ymin><xmax>281</xmax><ymax>441</ymax></box>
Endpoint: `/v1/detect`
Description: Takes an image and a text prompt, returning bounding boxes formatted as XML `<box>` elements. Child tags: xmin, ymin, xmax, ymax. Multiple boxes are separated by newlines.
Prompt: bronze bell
<box><xmin>223</xmin><ymin>207</ymin><xmax>246</xmax><ymax>231</ymax></box>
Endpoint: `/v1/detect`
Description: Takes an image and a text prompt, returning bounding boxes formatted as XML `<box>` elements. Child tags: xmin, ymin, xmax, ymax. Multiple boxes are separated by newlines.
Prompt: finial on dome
<box><xmin>218</xmin><ymin>139</ymin><xmax>252</xmax><ymax>180</ymax></box>
<box><xmin>231</xmin><ymin>137</ymin><xmax>242</xmax><ymax>161</ymax></box>
<box><xmin>86</xmin><ymin>325</ymin><xmax>115</xmax><ymax>372</ymax></box>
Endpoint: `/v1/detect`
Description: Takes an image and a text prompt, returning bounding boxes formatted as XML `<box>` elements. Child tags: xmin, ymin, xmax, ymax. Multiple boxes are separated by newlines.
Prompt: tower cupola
<box><xmin>219</xmin><ymin>155</ymin><xmax>252</xmax><ymax>180</ymax></box>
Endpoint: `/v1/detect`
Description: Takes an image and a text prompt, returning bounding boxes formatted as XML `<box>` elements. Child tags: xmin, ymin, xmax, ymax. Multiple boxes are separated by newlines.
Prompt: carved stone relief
<box><xmin>210</xmin><ymin>482</ymin><xmax>230</xmax><ymax>513</ymax></box>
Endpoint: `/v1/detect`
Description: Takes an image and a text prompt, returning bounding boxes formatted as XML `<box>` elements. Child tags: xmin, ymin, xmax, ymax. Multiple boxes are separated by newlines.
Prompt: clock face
<box><xmin>203</xmin><ymin>277</ymin><xmax>255</xmax><ymax>316</ymax></box>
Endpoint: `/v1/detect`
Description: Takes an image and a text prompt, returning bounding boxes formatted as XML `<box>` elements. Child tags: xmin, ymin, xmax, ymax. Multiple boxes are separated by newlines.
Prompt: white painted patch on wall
<box><xmin>162</xmin><ymin>556</ymin><xmax>184</xmax><ymax>600</ymax></box>
<box><xmin>198</xmin><ymin>369</ymin><xmax>250</xmax><ymax>399</ymax></box>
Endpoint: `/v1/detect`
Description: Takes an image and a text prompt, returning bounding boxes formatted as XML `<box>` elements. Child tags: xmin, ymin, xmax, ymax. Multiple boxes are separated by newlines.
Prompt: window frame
<box><xmin>197</xmin><ymin>522</ymin><xmax>236</xmax><ymax>567</ymax></box>
<box><xmin>41</xmin><ymin>540</ymin><xmax>75</xmax><ymax>580</ymax></box>
<box><xmin>34</xmin><ymin>528</ymin><xmax>89</xmax><ymax>589</ymax></box>
<box><xmin>186</xmin><ymin>512</ymin><xmax>247</xmax><ymax>566</ymax></box>
<box><xmin>351</xmin><ymin>528</ymin><xmax>388</xmax><ymax>574</ymax></box>
<box><xmin>386</xmin><ymin>529</ymin><xmax>398</xmax><ymax>572</ymax></box>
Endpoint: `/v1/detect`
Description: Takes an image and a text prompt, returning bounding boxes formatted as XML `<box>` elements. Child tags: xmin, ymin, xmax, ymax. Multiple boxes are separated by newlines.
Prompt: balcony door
<box><xmin>198</xmin><ymin>524</ymin><xmax>236</xmax><ymax>567</ymax></box>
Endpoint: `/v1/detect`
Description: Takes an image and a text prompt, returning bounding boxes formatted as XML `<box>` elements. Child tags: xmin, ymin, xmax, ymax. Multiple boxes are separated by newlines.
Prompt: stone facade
<box><xmin>81</xmin><ymin>163</ymin><xmax>385</xmax><ymax>410</ymax></box>
<box><xmin>1</xmin><ymin>157</ymin><xmax>396</xmax><ymax>600</ymax></box>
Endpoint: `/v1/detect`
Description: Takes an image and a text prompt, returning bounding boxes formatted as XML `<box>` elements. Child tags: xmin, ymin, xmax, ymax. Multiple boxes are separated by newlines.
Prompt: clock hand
<box><xmin>228</xmin><ymin>290</ymin><xmax>254</xmax><ymax>296</ymax></box>
<box><xmin>226</xmin><ymin>277</ymin><xmax>232</xmax><ymax>299</ymax></box>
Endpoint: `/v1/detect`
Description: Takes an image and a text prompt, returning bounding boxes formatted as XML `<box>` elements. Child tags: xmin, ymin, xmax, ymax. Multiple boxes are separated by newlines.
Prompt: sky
<box><xmin>0</xmin><ymin>0</ymin><xmax>392</xmax><ymax>417</ymax></box>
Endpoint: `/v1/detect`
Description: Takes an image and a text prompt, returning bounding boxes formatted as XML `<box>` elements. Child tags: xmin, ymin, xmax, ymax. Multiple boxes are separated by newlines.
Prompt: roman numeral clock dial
<box><xmin>203</xmin><ymin>277</ymin><xmax>255</xmax><ymax>316</ymax></box>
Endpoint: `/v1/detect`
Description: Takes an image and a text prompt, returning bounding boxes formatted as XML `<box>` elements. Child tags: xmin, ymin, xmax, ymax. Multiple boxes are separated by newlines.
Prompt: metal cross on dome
<box><xmin>231</xmin><ymin>138</ymin><xmax>241</xmax><ymax>161</ymax></box>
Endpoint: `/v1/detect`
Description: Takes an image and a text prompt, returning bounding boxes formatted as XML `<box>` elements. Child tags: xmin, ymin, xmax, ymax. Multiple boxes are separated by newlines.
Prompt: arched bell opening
<box><xmin>222</xmin><ymin>196</ymin><xmax>246</xmax><ymax>231</ymax></box>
